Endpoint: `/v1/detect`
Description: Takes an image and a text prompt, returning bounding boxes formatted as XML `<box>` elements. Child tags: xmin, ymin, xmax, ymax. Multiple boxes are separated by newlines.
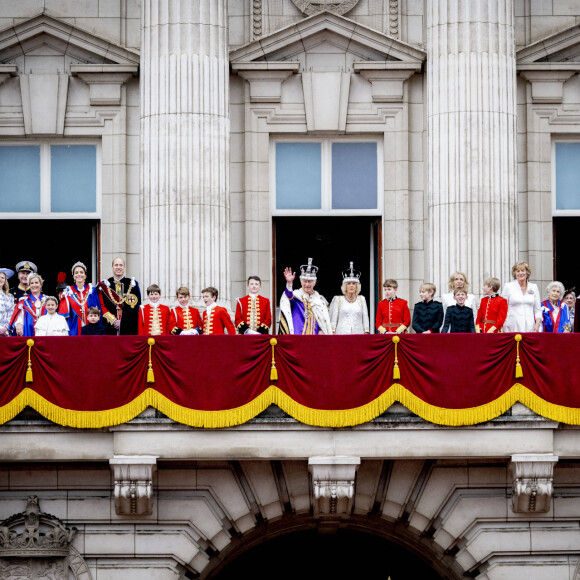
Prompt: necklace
<box><xmin>345</xmin><ymin>295</ymin><xmax>357</xmax><ymax>303</ymax></box>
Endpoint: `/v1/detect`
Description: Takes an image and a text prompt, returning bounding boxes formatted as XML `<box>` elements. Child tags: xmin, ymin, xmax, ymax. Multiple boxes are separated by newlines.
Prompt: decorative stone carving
<box><xmin>518</xmin><ymin>66</ymin><xmax>580</xmax><ymax>104</ymax></box>
<box><xmin>291</xmin><ymin>0</ymin><xmax>360</xmax><ymax>17</ymax></box>
<box><xmin>0</xmin><ymin>496</ymin><xmax>75</xmax><ymax>558</ymax></box>
<box><xmin>71</xmin><ymin>65</ymin><xmax>138</xmax><ymax>106</ymax></box>
<box><xmin>233</xmin><ymin>63</ymin><xmax>299</xmax><ymax>103</ymax></box>
<box><xmin>308</xmin><ymin>456</ymin><xmax>360</xmax><ymax>517</ymax></box>
<box><xmin>355</xmin><ymin>63</ymin><xmax>421</xmax><ymax>103</ymax></box>
<box><xmin>511</xmin><ymin>454</ymin><xmax>558</xmax><ymax>513</ymax></box>
<box><xmin>110</xmin><ymin>456</ymin><xmax>157</xmax><ymax>516</ymax></box>
<box><xmin>388</xmin><ymin>0</ymin><xmax>399</xmax><ymax>38</ymax></box>
<box><xmin>0</xmin><ymin>496</ymin><xmax>88</xmax><ymax>580</ymax></box>
<box><xmin>253</xmin><ymin>0</ymin><xmax>263</xmax><ymax>39</ymax></box>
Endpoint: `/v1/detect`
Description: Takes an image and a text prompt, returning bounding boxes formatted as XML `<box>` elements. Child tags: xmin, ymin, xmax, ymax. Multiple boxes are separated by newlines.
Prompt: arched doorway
<box><xmin>208</xmin><ymin>528</ymin><xmax>444</xmax><ymax>580</ymax></box>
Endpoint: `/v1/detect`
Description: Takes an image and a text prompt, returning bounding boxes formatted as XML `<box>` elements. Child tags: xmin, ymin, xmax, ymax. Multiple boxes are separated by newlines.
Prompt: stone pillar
<box><xmin>427</xmin><ymin>1</ymin><xmax>517</xmax><ymax>297</ymax></box>
<box><xmin>141</xmin><ymin>0</ymin><xmax>230</xmax><ymax>305</ymax></box>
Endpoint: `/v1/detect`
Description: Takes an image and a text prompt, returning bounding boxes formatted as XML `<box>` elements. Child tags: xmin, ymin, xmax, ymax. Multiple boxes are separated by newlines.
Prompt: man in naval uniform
<box><xmin>97</xmin><ymin>257</ymin><xmax>141</xmax><ymax>335</ymax></box>
<box><xmin>278</xmin><ymin>258</ymin><xmax>332</xmax><ymax>335</ymax></box>
<box><xmin>10</xmin><ymin>261</ymin><xmax>37</xmax><ymax>302</ymax></box>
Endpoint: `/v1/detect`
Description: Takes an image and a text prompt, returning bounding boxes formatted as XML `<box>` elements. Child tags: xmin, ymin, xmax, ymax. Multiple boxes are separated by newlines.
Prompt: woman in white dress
<box><xmin>0</xmin><ymin>268</ymin><xmax>15</xmax><ymax>337</ymax></box>
<box><xmin>501</xmin><ymin>261</ymin><xmax>541</xmax><ymax>332</ymax></box>
<box><xmin>329</xmin><ymin>262</ymin><xmax>370</xmax><ymax>334</ymax></box>
<box><xmin>441</xmin><ymin>271</ymin><xmax>477</xmax><ymax>314</ymax></box>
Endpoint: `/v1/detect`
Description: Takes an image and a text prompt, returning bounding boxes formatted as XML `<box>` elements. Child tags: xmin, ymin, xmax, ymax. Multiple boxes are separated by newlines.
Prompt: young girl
<box><xmin>34</xmin><ymin>296</ymin><xmax>69</xmax><ymax>336</ymax></box>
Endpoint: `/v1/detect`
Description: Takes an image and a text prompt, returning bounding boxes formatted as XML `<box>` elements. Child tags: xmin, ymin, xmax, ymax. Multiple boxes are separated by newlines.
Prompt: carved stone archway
<box><xmin>200</xmin><ymin>514</ymin><xmax>462</xmax><ymax>580</ymax></box>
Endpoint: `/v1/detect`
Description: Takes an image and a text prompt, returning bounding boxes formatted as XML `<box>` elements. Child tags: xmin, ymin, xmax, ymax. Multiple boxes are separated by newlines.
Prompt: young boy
<box><xmin>476</xmin><ymin>277</ymin><xmax>508</xmax><ymax>333</ymax></box>
<box><xmin>441</xmin><ymin>289</ymin><xmax>475</xmax><ymax>333</ymax></box>
<box><xmin>138</xmin><ymin>284</ymin><xmax>170</xmax><ymax>336</ymax></box>
<box><xmin>412</xmin><ymin>283</ymin><xmax>444</xmax><ymax>333</ymax></box>
<box><xmin>34</xmin><ymin>296</ymin><xmax>69</xmax><ymax>336</ymax></box>
<box><xmin>235</xmin><ymin>275</ymin><xmax>272</xmax><ymax>335</ymax></box>
<box><xmin>376</xmin><ymin>279</ymin><xmax>410</xmax><ymax>334</ymax></box>
<box><xmin>201</xmin><ymin>287</ymin><xmax>235</xmax><ymax>335</ymax></box>
<box><xmin>169</xmin><ymin>287</ymin><xmax>202</xmax><ymax>335</ymax></box>
<box><xmin>82</xmin><ymin>306</ymin><xmax>106</xmax><ymax>335</ymax></box>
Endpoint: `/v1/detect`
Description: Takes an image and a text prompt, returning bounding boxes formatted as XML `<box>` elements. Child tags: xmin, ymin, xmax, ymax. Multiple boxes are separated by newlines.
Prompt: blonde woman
<box><xmin>12</xmin><ymin>273</ymin><xmax>47</xmax><ymax>337</ymax></box>
<box><xmin>441</xmin><ymin>271</ymin><xmax>477</xmax><ymax>315</ymax></box>
<box><xmin>501</xmin><ymin>261</ymin><xmax>541</xmax><ymax>332</ymax></box>
<box><xmin>329</xmin><ymin>263</ymin><xmax>370</xmax><ymax>334</ymax></box>
<box><xmin>0</xmin><ymin>267</ymin><xmax>15</xmax><ymax>336</ymax></box>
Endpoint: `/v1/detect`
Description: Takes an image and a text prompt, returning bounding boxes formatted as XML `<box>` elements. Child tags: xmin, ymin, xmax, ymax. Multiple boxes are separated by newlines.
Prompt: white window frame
<box><xmin>552</xmin><ymin>138</ymin><xmax>580</xmax><ymax>217</ymax></box>
<box><xmin>270</xmin><ymin>137</ymin><xmax>384</xmax><ymax>216</ymax></box>
<box><xmin>0</xmin><ymin>139</ymin><xmax>101</xmax><ymax>219</ymax></box>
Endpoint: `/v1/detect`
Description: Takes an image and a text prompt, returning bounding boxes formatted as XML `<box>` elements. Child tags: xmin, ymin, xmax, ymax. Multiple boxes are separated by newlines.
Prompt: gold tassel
<box><xmin>270</xmin><ymin>338</ymin><xmax>278</xmax><ymax>381</ymax></box>
<box><xmin>392</xmin><ymin>335</ymin><xmax>400</xmax><ymax>380</ymax></box>
<box><xmin>514</xmin><ymin>334</ymin><xmax>523</xmax><ymax>379</ymax></box>
<box><xmin>147</xmin><ymin>338</ymin><xmax>155</xmax><ymax>383</ymax></box>
<box><xmin>25</xmin><ymin>339</ymin><xmax>34</xmax><ymax>383</ymax></box>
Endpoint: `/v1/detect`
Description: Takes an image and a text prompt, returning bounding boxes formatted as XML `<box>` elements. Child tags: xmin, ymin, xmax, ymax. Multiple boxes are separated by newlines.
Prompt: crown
<box><xmin>300</xmin><ymin>258</ymin><xmax>318</xmax><ymax>280</ymax></box>
<box><xmin>342</xmin><ymin>261</ymin><xmax>361</xmax><ymax>284</ymax></box>
<box><xmin>0</xmin><ymin>496</ymin><xmax>76</xmax><ymax>558</ymax></box>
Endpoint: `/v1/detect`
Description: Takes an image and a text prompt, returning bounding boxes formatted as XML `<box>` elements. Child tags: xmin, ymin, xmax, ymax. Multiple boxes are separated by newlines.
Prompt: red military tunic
<box><xmin>138</xmin><ymin>303</ymin><xmax>170</xmax><ymax>336</ymax></box>
<box><xmin>476</xmin><ymin>294</ymin><xmax>508</xmax><ymax>333</ymax></box>
<box><xmin>375</xmin><ymin>298</ymin><xmax>411</xmax><ymax>333</ymax></box>
<box><xmin>168</xmin><ymin>306</ymin><xmax>202</xmax><ymax>335</ymax></box>
<box><xmin>235</xmin><ymin>294</ymin><xmax>272</xmax><ymax>334</ymax></box>
<box><xmin>203</xmin><ymin>305</ymin><xmax>235</xmax><ymax>335</ymax></box>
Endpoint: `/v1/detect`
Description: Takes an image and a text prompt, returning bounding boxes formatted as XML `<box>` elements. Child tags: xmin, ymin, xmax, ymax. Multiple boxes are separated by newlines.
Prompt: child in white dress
<box><xmin>35</xmin><ymin>296</ymin><xmax>69</xmax><ymax>336</ymax></box>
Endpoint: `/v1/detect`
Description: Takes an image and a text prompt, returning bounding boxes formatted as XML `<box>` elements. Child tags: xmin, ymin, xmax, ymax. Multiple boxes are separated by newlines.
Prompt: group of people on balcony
<box><xmin>0</xmin><ymin>256</ymin><xmax>576</xmax><ymax>338</ymax></box>
<box><xmin>278</xmin><ymin>259</ymin><xmax>577</xmax><ymax>335</ymax></box>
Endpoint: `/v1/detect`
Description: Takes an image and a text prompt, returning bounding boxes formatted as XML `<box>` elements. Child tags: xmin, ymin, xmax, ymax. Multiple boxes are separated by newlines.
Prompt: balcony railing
<box><xmin>0</xmin><ymin>334</ymin><xmax>577</xmax><ymax>429</ymax></box>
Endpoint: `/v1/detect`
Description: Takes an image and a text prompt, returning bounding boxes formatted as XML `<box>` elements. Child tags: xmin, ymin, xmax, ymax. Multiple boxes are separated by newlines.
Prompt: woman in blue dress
<box><xmin>58</xmin><ymin>261</ymin><xmax>101</xmax><ymax>335</ymax></box>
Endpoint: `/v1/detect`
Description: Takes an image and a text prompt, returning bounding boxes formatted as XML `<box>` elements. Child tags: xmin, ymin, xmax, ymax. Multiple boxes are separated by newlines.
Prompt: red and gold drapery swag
<box><xmin>0</xmin><ymin>334</ymin><xmax>579</xmax><ymax>428</ymax></box>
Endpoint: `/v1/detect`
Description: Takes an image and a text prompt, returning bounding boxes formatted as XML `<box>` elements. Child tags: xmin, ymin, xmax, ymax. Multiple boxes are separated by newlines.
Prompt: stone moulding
<box><xmin>70</xmin><ymin>65</ymin><xmax>138</xmax><ymax>106</ymax></box>
<box><xmin>510</xmin><ymin>453</ymin><xmax>558</xmax><ymax>513</ymax></box>
<box><xmin>110</xmin><ymin>456</ymin><xmax>157</xmax><ymax>516</ymax></box>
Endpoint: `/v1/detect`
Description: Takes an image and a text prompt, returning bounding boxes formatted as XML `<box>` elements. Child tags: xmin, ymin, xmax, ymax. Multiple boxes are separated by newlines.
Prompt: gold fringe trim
<box><xmin>4</xmin><ymin>384</ymin><xmax>580</xmax><ymax>428</ymax></box>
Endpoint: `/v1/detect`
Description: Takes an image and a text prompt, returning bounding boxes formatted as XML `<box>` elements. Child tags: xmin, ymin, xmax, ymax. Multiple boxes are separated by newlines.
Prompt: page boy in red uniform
<box><xmin>476</xmin><ymin>277</ymin><xmax>508</xmax><ymax>333</ymax></box>
<box><xmin>138</xmin><ymin>284</ymin><xmax>170</xmax><ymax>336</ymax></box>
<box><xmin>375</xmin><ymin>279</ymin><xmax>411</xmax><ymax>334</ymax></box>
<box><xmin>202</xmin><ymin>287</ymin><xmax>235</xmax><ymax>335</ymax></box>
<box><xmin>235</xmin><ymin>275</ymin><xmax>272</xmax><ymax>335</ymax></box>
<box><xmin>169</xmin><ymin>286</ymin><xmax>202</xmax><ymax>335</ymax></box>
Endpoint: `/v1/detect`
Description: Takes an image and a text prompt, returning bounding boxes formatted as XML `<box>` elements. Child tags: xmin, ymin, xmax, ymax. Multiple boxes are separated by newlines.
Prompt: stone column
<box><xmin>427</xmin><ymin>1</ymin><xmax>517</xmax><ymax>297</ymax></box>
<box><xmin>141</xmin><ymin>0</ymin><xmax>230</xmax><ymax>305</ymax></box>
